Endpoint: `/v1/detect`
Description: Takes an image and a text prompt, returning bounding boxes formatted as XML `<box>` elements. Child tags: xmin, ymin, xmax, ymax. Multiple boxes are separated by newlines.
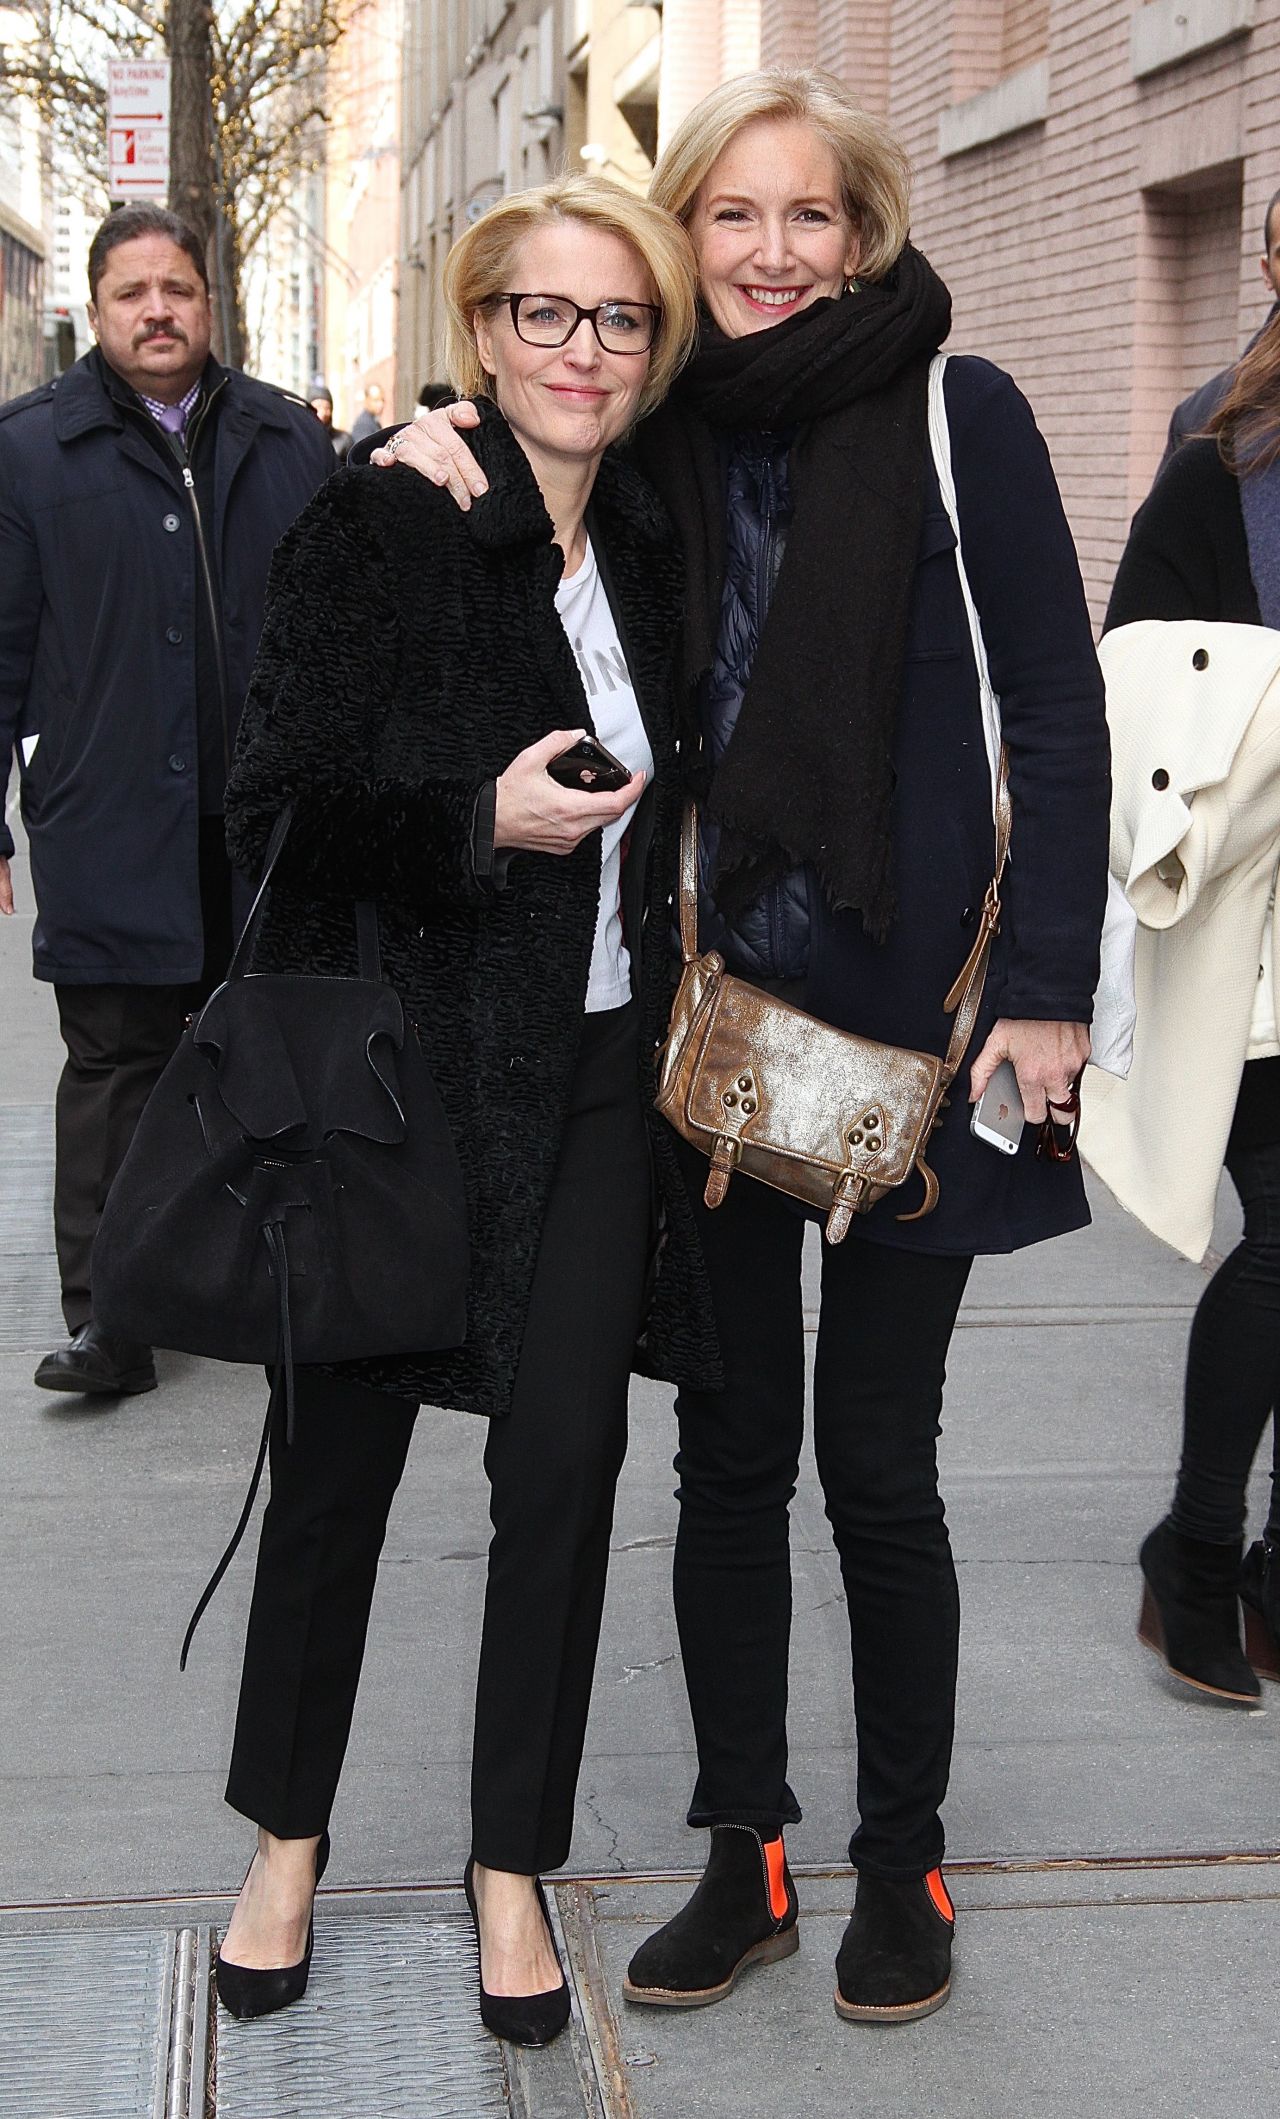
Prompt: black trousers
<box><xmin>671</xmin><ymin>1141</ymin><xmax>972</xmax><ymax>1881</ymax></box>
<box><xmin>1173</xmin><ymin>1138</ymin><xmax>1280</xmax><ymax>1545</ymax></box>
<box><xmin>224</xmin><ymin>1002</ymin><xmax>652</xmax><ymax>1876</ymax></box>
<box><xmin>52</xmin><ymin>818</ymin><xmax>233</xmax><ymax>1330</ymax></box>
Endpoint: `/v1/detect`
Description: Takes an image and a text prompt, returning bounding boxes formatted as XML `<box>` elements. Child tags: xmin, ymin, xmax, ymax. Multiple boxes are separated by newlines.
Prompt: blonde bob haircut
<box><xmin>649</xmin><ymin>69</ymin><xmax>911</xmax><ymax>285</ymax></box>
<box><xmin>443</xmin><ymin>176</ymin><xmax>699</xmax><ymax>421</ymax></box>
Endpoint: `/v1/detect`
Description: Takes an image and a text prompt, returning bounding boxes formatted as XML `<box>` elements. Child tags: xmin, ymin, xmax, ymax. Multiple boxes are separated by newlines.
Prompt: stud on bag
<box><xmin>655</xmin><ymin>758</ymin><xmax>1011</xmax><ymax>1240</ymax></box>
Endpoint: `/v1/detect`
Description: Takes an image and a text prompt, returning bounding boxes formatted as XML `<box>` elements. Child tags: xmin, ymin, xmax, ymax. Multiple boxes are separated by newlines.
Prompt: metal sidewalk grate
<box><xmin>0</xmin><ymin>1105</ymin><xmax>63</xmax><ymax>1350</ymax></box>
<box><xmin>0</xmin><ymin>1927</ymin><xmax>173</xmax><ymax>2118</ymax></box>
<box><xmin>215</xmin><ymin>1914</ymin><xmax>511</xmax><ymax>2117</ymax></box>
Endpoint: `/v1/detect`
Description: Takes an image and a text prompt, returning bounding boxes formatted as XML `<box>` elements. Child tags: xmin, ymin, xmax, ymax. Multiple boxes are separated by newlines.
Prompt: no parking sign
<box><xmin>107</xmin><ymin>59</ymin><xmax>171</xmax><ymax>201</ymax></box>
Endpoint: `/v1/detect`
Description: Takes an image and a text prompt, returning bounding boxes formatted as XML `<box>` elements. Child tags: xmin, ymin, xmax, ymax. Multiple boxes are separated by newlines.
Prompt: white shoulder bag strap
<box><xmin>928</xmin><ymin>353</ymin><xmax>1002</xmax><ymax>807</ymax></box>
<box><xmin>925</xmin><ymin>352</ymin><xmax>1136</xmax><ymax>1077</ymax></box>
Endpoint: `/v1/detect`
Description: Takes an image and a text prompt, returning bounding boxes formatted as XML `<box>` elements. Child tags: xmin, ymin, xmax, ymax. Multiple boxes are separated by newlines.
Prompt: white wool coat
<box><xmin>1080</xmin><ymin>620</ymin><xmax>1280</xmax><ymax>1260</ymax></box>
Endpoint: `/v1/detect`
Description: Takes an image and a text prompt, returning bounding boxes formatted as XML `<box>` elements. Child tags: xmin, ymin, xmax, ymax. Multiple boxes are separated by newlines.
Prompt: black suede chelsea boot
<box><xmin>623</xmin><ymin>1825</ymin><xmax>799</xmax><ymax>2008</ymax></box>
<box><xmin>1137</xmin><ymin>1518</ymin><xmax>1260</xmax><ymax>1703</ymax></box>
<box><xmin>835</xmin><ymin>1868</ymin><xmax>954</xmax><ymax>2024</ymax></box>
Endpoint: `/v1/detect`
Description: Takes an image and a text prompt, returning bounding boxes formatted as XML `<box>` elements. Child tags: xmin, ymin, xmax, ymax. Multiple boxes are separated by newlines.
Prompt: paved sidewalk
<box><xmin>1</xmin><ymin>803</ymin><xmax>1277</xmax><ymax>2117</ymax></box>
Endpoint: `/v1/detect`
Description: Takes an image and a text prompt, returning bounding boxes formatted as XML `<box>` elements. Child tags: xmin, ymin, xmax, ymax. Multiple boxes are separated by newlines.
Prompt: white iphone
<box><xmin>970</xmin><ymin>1059</ymin><xmax>1025</xmax><ymax>1155</ymax></box>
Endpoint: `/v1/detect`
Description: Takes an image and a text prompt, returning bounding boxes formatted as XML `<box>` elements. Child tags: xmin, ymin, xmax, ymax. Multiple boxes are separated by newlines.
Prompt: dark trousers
<box><xmin>52</xmin><ymin>818</ymin><xmax>233</xmax><ymax>1330</ymax></box>
<box><xmin>671</xmin><ymin>1142</ymin><xmax>972</xmax><ymax>1880</ymax></box>
<box><xmin>225</xmin><ymin>1002</ymin><xmax>652</xmax><ymax>1875</ymax></box>
<box><xmin>1173</xmin><ymin>1138</ymin><xmax>1280</xmax><ymax>1545</ymax></box>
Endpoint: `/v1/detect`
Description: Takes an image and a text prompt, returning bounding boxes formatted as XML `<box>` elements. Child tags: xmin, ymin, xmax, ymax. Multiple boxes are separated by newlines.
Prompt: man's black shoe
<box><xmin>34</xmin><ymin>1321</ymin><xmax>157</xmax><ymax>1395</ymax></box>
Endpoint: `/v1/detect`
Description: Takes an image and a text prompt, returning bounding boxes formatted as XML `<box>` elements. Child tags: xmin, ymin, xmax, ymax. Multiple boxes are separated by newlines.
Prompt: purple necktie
<box><xmin>156</xmin><ymin>401</ymin><xmax>187</xmax><ymax>438</ymax></box>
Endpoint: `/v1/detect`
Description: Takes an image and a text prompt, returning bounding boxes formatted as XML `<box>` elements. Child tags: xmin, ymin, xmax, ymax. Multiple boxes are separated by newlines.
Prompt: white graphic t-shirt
<box><xmin>555</xmin><ymin>538</ymin><xmax>653</xmax><ymax>1012</ymax></box>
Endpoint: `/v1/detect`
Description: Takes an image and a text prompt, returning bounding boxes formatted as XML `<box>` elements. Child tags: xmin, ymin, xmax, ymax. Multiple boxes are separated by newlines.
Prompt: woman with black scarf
<box><xmin>382</xmin><ymin>69</ymin><xmax>1111</xmax><ymax>2028</ymax></box>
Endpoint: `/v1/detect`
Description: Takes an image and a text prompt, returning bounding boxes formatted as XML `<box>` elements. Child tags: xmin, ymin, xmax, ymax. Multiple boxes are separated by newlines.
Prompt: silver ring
<box><xmin>385</xmin><ymin>429</ymin><xmax>405</xmax><ymax>455</ymax></box>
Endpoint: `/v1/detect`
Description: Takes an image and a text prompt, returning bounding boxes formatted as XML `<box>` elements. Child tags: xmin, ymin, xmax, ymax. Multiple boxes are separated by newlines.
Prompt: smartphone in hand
<box><xmin>546</xmin><ymin>736</ymin><xmax>632</xmax><ymax>793</ymax></box>
<box><xmin>970</xmin><ymin>1060</ymin><xmax>1025</xmax><ymax>1155</ymax></box>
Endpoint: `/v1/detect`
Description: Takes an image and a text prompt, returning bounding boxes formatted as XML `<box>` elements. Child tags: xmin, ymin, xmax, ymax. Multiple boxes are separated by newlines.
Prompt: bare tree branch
<box><xmin>0</xmin><ymin>0</ymin><xmax>362</xmax><ymax>359</ymax></box>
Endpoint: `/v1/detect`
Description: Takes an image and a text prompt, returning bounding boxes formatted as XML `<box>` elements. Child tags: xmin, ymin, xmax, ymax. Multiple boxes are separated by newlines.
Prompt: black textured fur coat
<box><xmin>224</xmin><ymin>404</ymin><xmax>720</xmax><ymax>1415</ymax></box>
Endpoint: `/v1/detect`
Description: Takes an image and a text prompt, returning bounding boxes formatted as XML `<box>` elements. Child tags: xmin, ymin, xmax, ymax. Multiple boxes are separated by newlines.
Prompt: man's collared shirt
<box><xmin>135</xmin><ymin>376</ymin><xmax>202</xmax><ymax>438</ymax></box>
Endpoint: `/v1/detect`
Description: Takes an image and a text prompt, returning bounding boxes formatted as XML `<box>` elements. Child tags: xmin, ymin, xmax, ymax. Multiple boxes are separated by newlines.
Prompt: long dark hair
<box><xmin>1211</xmin><ymin>310</ymin><xmax>1280</xmax><ymax>474</ymax></box>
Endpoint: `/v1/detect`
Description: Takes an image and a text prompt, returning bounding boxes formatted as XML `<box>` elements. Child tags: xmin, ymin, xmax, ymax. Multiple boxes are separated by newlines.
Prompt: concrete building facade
<box><xmin>243</xmin><ymin>168</ymin><xmax>325</xmax><ymax>396</ymax></box>
<box><xmin>396</xmin><ymin>0</ymin><xmax>760</xmax><ymax>405</ymax></box>
<box><xmin>47</xmin><ymin>170</ymin><xmax>93</xmax><ymax>366</ymax></box>
<box><xmin>320</xmin><ymin>0</ymin><xmax>403</xmax><ymax>431</ymax></box>
<box><xmin>399</xmin><ymin>0</ymin><xmax>567</xmax><ymax>411</ymax></box>
<box><xmin>0</xmin><ymin>3</ymin><xmax>48</xmax><ymax>400</ymax></box>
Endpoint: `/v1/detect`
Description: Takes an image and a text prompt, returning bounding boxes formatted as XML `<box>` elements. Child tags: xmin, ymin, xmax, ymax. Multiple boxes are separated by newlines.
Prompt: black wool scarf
<box><xmin>648</xmin><ymin>244</ymin><xmax>952</xmax><ymax>938</ymax></box>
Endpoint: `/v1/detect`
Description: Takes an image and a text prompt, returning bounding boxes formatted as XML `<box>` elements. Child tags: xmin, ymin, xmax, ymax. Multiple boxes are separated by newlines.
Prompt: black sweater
<box><xmin>1106</xmin><ymin>438</ymin><xmax>1260</xmax><ymax>630</ymax></box>
<box><xmin>1105</xmin><ymin>437</ymin><xmax>1278</xmax><ymax>1149</ymax></box>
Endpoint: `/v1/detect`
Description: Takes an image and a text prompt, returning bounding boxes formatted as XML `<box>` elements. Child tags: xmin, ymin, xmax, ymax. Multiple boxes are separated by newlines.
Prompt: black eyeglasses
<box><xmin>493</xmin><ymin>292</ymin><xmax>661</xmax><ymax>354</ymax></box>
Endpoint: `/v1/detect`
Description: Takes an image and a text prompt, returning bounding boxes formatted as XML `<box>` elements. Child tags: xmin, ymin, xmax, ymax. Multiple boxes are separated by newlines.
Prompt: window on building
<box><xmin>1129</xmin><ymin>166</ymin><xmax>1245</xmax><ymax>495</ymax></box>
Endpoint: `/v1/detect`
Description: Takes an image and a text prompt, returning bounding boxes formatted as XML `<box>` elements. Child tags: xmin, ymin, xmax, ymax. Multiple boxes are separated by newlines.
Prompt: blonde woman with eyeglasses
<box><xmin>205</xmin><ymin>177</ymin><xmax>712</xmax><ymax>2047</ymax></box>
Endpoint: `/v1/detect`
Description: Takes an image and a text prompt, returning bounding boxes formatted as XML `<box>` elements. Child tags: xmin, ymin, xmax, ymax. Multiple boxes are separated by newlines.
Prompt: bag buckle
<box><xmin>826</xmin><ymin>1168</ymin><xmax>870</xmax><ymax>1245</ymax></box>
<box><xmin>703</xmin><ymin>1134</ymin><xmax>741</xmax><ymax>1210</ymax></box>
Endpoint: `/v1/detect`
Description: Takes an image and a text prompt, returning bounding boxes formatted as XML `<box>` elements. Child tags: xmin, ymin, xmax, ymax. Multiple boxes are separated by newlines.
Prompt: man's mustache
<box><xmin>135</xmin><ymin>321</ymin><xmax>188</xmax><ymax>346</ymax></box>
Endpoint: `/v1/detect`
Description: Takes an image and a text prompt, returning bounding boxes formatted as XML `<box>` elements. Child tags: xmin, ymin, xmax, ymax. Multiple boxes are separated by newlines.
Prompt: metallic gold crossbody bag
<box><xmin>655</xmin><ymin>754</ymin><xmax>1011</xmax><ymax>1243</ymax></box>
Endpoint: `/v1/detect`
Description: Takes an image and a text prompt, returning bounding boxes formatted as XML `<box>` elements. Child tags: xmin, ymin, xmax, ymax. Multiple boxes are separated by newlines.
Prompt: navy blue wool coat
<box><xmin>0</xmin><ymin>352</ymin><xmax>333</xmax><ymax>984</ymax></box>
<box><xmin>638</xmin><ymin>355</ymin><xmax>1111</xmax><ymax>1256</ymax></box>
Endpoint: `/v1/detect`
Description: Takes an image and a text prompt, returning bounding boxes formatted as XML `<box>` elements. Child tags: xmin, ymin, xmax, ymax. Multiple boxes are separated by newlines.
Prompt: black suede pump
<box><xmin>623</xmin><ymin>1825</ymin><xmax>799</xmax><ymax>2008</ymax></box>
<box><xmin>462</xmin><ymin>1859</ymin><xmax>571</xmax><ymax>2047</ymax></box>
<box><xmin>835</xmin><ymin>1868</ymin><xmax>955</xmax><ymax>2024</ymax></box>
<box><xmin>215</xmin><ymin>1830</ymin><xmax>330</xmax><ymax>2021</ymax></box>
<box><xmin>1137</xmin><ymin>1518</ymin><xmax>1260</xmax><ymax>1703</ymax></box>
<box><xmin>1240</xmin><ymin>1533</ymin><xmax>1280</xmax><ymax>1682</ymax></box>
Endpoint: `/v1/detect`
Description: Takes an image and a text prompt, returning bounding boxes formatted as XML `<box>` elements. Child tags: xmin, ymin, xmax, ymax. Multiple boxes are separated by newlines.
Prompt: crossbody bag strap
<box><xmin>929</xmin><ymin>352</ymin><xmax>1002</xmax><ymax>799</ymax></box>
<box><xmin>928</xmin><ymin>351</ymin><xmax>1014</xmax><ymax>1083</ymax></box>
<box><xmin>940</xmin><ymin>745</ymin><xmax>1011</xmax><ymax>1082</ymax></box>
<box><xmin>678</xmin><ymin>801</ymin><xmax>700</xmax><ymax>964</ymax></box>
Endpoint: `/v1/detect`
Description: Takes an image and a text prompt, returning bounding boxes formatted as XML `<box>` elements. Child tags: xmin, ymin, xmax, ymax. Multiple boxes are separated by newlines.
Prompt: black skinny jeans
<box><xmin>1173</xmin><ymin>1137</ymin><xmax>1280</xmax><ymax>1546</ymax></box>
<box><xmin>671</xmin><ymin>1141</ymin><xmax>972</xmax><ymax>1881</ymax></box>
<box><xmin>224</xmin><ymin>1002</ymin><xmax>651</xmax><ymax>1875</ymax></box>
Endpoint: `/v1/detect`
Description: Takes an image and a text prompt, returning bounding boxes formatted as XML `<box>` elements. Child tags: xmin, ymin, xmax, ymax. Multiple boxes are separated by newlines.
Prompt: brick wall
<box><xmin>659</xmin><ymin>0</ymin><xmax>762</xmax><ymax>145</ymax></box>
<box><xmin>1002</xmin><ymin>0</ymin><xmax>1049</xmax><ymax>76</ymax></box>
<box><xmin>758</xmin><ymin>0</ymin><xmax>1280</xmax><ymax>622</ymax></box>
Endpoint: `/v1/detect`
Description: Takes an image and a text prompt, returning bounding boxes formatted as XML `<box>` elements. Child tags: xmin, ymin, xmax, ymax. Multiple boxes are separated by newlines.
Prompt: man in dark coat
<box><xmin>0</xmin><ymin>203</ymin><xmax>332</xmax><ymax>1397</ymax></box>
<box><xmin>348</xmin><ymin>381</ymin><xmax>386</xmax><ymax>448</ymax></box>
<box><xmin>307</xmin><ymin>381</ymin><xmax>352</xmax><ymax>463</ymax></box>
<box><xmin>1161</xmin><ymin>186</ymin><xmax>1280</xmax><ymax>468</ymax></box>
